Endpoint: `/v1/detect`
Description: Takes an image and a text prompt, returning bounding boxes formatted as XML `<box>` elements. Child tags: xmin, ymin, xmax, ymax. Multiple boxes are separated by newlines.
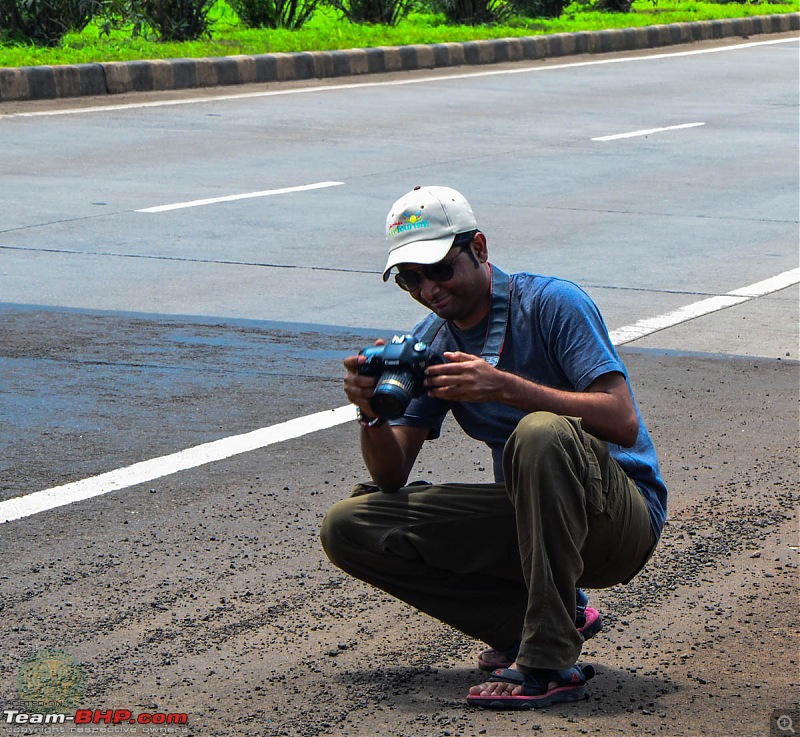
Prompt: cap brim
<box><xmin>382</xmin><ymin>234</ymin><xmax>455</xmax><ymax>281</ymax></box>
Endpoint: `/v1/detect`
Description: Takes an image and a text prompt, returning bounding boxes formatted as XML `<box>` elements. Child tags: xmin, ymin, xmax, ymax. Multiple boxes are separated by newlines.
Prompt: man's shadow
<box><xmin>335</xmin><ymin>663</ymin><xmax>679</xmax><ymax>715</ymax></box>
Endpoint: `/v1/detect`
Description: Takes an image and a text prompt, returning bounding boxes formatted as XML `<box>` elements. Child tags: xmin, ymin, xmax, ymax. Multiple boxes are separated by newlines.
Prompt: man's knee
<box><xmin>319</xmin><ymin>498</ymin><xmax>358</xmax><ymax>570</ymax></box>
<box><xmin>502</xmin><ymin>412</ymin><xmax>588</xmax><ymax>505</ymax></box>
<box><xmin>507</xmin><ymin>412</ymin><xmax>579</xmax><ymax>461</ymax></box>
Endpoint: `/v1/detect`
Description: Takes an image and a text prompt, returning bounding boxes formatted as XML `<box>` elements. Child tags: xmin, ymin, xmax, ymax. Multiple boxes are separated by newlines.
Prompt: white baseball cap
<box><xmin>382</xmin><ymin>186</ymin><xmax>478</xmax><ymax>281</ymax></box>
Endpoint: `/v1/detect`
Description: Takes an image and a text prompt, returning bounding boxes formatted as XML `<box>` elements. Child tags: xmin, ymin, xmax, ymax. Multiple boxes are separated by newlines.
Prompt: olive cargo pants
<box><xmin>320</xmin><ymin>412</ymin><xmax>656</xmax><ymax>670</ymax></box>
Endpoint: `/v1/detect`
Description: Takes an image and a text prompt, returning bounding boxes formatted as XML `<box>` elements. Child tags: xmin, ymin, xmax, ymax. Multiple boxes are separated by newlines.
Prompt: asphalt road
<box><xmin>0</xmin><ymin>36</ymin><xmax>798</xmax><ymax>737</ymax></box>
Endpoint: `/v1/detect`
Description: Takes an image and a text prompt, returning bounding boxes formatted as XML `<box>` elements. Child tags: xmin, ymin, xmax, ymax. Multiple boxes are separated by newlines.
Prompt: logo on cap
<box><xmin>388</xmin><ymin>208</ymin><xmax>430</xmax><ymax>237</ymax></box>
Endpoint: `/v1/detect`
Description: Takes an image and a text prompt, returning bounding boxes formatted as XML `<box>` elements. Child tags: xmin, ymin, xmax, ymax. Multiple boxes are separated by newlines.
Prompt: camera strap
<box><xmin>420</xmin><ymin>263</ymin><xmax>510</xmax><ymax>367</ymax></box>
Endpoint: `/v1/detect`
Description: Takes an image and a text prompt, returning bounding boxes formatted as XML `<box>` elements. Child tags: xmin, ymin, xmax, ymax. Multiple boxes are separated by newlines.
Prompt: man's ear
<box><xmin>472</xmin><ymin>232</ymin><xmax>489</xmax><ymax>263</ymax></box>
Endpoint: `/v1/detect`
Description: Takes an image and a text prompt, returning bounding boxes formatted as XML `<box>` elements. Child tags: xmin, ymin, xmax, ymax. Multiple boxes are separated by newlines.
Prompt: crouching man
<box><xmin>321</xmin><ymin>185</ymin><xmax>667</xmax><ymax>709</ymax></box>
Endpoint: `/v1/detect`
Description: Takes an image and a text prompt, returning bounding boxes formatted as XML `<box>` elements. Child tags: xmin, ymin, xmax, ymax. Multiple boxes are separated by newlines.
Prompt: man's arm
<box><xmin>425</xmin><ymin>352</ymin><xmax>639</xmax><ymax>447</ymax></box>
<box><xmin>359</xmin><ymin>423</ymin><xmax>429</xmax><ymax>492</ymax></box>
<box><xmin>343</xmin><ymin>351</ymin><xmax>430</xmax><ymax>491</ymax></box>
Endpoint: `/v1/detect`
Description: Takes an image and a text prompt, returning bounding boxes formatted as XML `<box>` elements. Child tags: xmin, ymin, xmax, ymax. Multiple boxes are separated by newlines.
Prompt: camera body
<box><xmin>358</xmin><ymin>335</ymin><xmax>439</xmax><ymax>419</ymax></box>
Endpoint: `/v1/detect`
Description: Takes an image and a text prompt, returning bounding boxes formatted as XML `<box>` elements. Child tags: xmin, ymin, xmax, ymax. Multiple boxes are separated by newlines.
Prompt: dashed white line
<box><xmin>136</xmin><ymin>181</ymin><xmax>344</xmax><ymax>213</ymax></box>
<box><xmin>1</xmin><ymin>266</ymin><xmax>797</xmax><ymax>524</ymax></box>
<box><xmin>592</xmin><ymin>122</ymin><xmax>705</xmax><ymax>142</ymax></box>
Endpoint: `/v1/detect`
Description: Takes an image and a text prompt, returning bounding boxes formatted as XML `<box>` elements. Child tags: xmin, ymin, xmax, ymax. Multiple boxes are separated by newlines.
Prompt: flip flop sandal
<box><xmin>466</xmin><ymin>664</ymin><xmax>595</xmax><ymax>710</ymax></box>
<box><xmin>477</xmin><ymin>607</ymin><xmax>603</xmax><ymax>671</ymax></box>
<box><xmin>577</xmin><ymin>605</ymin><xmax>603</xmax><ymax>639</ymax></box>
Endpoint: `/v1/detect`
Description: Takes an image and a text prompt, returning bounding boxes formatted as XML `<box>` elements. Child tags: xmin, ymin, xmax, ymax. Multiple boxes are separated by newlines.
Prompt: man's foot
<box><xmin>477</xmin><ymin>606</ymin><xmax>603</xmax><ymax>671</ymax></box>
<box><xmin>467</xmin><ymin>663</ymin><xmax>594</xmax><ymax>709</ymax></box>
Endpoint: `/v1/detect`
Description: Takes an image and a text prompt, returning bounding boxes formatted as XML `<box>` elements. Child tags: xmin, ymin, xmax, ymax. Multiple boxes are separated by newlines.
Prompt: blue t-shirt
<box><xmin>391</xmin><ymin>270</ymin><xmax>668</xmax><ymax>540</ymax></box>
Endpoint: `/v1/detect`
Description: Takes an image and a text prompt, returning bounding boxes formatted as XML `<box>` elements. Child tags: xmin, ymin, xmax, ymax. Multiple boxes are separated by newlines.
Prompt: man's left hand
<box><xmin>424</xmin><ymin>351</ymin><xmax>507</xmax><ymax>403</ymax></box>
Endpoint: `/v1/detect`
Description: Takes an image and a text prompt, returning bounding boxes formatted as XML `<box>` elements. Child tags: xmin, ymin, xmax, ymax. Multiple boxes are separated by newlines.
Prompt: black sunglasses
<box><xmin>395</xmin><ymin>249</ymin><xmax>467</xmax><ymax>292</ymax></box>
<box><xmin>394</xmin><ymin>231</ymin><xmax>478</xmax><ymax>292</ymax></box>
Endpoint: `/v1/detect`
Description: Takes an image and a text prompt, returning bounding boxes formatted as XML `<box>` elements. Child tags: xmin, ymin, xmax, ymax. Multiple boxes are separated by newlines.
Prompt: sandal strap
<box><xmin>487</xmin><ymin>668</ymin><xmax>525</xmax><ymax>685</ymax></box>
<box><xmin>488</xmin><ymin>665</ymin><xmax>595</xmax><ymax>695</ymax></box>
<box><xmin>541</xmin><ymin>664</ymin><xmax>595</xmax><ymax>692</ymax></box>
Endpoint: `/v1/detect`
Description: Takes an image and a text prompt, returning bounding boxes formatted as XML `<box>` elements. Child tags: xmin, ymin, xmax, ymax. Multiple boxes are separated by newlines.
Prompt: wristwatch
<box><xmin>356</xmin><ymin>408</ymin><xmax>386</xmax><ymax>428</ymax></box>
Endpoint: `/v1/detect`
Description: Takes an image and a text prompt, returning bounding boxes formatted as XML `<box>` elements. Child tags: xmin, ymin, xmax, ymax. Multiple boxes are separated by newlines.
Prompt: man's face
<box><xmin>395</xmin><ymin>241</ymin><xmax>490</xmax><ymax>329</ymax></box>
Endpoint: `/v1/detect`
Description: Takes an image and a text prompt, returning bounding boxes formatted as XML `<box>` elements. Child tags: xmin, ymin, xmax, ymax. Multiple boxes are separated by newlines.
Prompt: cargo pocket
<box><xmin>580</xmin><ymin>430</ymin><xmax>625</xmax><ymax>522</ymax></box>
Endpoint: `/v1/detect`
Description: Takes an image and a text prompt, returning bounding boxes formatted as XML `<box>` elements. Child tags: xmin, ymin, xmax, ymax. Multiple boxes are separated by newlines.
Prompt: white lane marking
<box><xmin>609</xmin><ymin>294</ymin><xmax>749</xmax><ymax>344</ymax></box>
<box><xmin>1</xmin><ymin>266</ymin><xmax>797</xmax><ymax>524</ymax></box>
<box><xmin>0</xmin><ymin>405</ymin><xmax>356</xmax><ymax>524</ymax></box>
<box><xmin>592</xmin><ymin>122</ymin><xmax>705</xmax><ymax>141</ymax></box>
<box><xmin>2</xmin><ymin>38</ymin><xmax>797</xmax><ymax>119</ymax></box>
<box><xmin>610</xmin><ymin>267</ymin><xmax>799</xmax><ymax>345</ymax></box>
<box><xmin>727</xmin><ymin>268</ymin><xmax>800</xmax><ymax>297</ymax></box>
<box><xmin>136</xmin><ymin>180</ymin><xmax>343</xmax><ymax>213</ymax></box>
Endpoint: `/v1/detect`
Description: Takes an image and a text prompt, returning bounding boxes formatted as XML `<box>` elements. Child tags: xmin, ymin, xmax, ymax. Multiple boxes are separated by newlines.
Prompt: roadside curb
<box><xmin>1</xmin><ymin>13</ymin><xmax>797</xmax><ymax>103</ymax></box>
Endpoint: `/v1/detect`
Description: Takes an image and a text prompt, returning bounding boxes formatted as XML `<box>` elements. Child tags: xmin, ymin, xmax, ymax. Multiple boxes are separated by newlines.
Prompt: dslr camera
<box><xmin>358</xmin><ymin>335</ymin><xmax>440</xmax><ymax>419</ymax></box>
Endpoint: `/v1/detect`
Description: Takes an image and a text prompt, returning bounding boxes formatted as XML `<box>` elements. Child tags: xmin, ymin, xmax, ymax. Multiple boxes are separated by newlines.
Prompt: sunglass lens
<box><xmin>426</xmin><ymin>263</ymin><xmax>454</xmax><ymax>281</ymax></box>
<box><xmin>394</xmin><ymin>260</ymin><xmax>455</xmax><ymax>291</ymax></box>
<box><xmin>395</xmin><ymin>272</ymin><xmax>418</xmax><ymax>291</ymax></box>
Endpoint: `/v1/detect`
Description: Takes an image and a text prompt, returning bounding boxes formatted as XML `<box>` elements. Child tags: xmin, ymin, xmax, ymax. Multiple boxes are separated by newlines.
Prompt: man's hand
<box><xmin>343</xmin><ymin>339</ymin><xmax>384</xmax><ymax>417</ymax></box>
<box><xmin>425</xmin><ymin>352</ymin><xmax>640</xmax><ymax>446</ymax></box>
<box><xmin>343</xmin><ymin>339</ymin><xmax>428</xmax><ymax>491</ymax></box>
<box><xmin>424</xmin><ymin>351</ymin><xmax>509</xmax><ymax>403</ymax></box>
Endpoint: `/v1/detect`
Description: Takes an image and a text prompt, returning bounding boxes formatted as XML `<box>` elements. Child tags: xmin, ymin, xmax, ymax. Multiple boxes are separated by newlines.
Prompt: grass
<box><xmin>0</xmin><ymin>0</ymin><xmax>798</xmax><ymax>68</ymax></box>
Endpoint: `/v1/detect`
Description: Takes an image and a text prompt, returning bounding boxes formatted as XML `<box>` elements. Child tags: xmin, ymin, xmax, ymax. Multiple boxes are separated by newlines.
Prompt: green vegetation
<box><xmin>1</xmin><ymin>0</ymin><xmax>797</xmax><ymax>68</ymax></box>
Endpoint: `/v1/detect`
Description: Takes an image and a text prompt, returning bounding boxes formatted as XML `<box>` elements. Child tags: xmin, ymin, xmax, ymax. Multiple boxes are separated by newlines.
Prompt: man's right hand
<box><xmin>343</xmin><ymin>339</ymin><xmax>385</xmax><ymax>418</ymax></box>
<box><xmin>343</xmin><ymin>339</ymin><xmax>429</xmax><ymax>490</ymax></box>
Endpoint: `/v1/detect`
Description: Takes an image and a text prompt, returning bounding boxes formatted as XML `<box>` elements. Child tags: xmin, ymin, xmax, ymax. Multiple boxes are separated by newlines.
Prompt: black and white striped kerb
<box><xmin>1</xmin><ymin>13</ymin><xmax>797</xmax><ymax>103</ymax></box>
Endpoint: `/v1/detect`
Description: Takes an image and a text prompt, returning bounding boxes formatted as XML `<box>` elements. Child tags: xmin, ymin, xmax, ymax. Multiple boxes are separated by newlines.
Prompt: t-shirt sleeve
<box><xmin>537</xmin><ymin>280</ymin><xmax>626</xmax><ymax>391</ymax></box>
<box><xmin>389</xmin><ymin>393</ymin><xmax>450</xmax><ymax>439</ymax></box>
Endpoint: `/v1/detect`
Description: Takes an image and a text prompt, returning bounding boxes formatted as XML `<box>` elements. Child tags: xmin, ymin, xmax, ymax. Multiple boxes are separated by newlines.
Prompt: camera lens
<box><xmin>371</xmin><ymin>369</ymin><xmax>416</xmax><ymax>420</ymax></box>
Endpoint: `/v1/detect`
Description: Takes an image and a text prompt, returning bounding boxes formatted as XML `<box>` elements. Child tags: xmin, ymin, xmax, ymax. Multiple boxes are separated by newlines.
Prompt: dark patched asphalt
<box><xmin>0</xmin><ymin>306</ymin><xmax>797</xmax><ymax>737</ymax></box>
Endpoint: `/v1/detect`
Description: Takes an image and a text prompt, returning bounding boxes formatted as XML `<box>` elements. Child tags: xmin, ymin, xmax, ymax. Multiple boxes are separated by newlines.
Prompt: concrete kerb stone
<box><xmin>0</xmin><ymin>12</ymin><xmax>797</xmax><ymax>103</ymax></box>
<box><xmin>264</xmin><ymin>53</ymin><xmax>294</xmax><ymax>82</ymax></box>
<box><xmin>432</xmin><ymin>42</ymin><xmax>466</xmax><ymax>66</ymax></box>
<box><xmin>50</xmin><ymin>63</ymin><xmax>107</xmax><ymax>97</ymax></box>
<box><xmin>0</xmin><ymin>68</ymin><xmax>30</xmax><ymax>101</ymax></box>
<box><xmin>382</xmin><ymin>46</ymin><xmax>407</xmax><ymax>73</ymax></box>
<box><xmin>411</xmin><ymin>44</ymin><xmax>436</xmax><ymax>69</ymax></box>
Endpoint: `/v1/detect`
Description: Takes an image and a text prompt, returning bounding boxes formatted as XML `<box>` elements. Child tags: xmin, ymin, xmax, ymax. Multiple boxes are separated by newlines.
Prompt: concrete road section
<box><xmin>1</xmin><ymin>38</ymin><xmax>797</xmax><ymax>343</ymax></box>
<box><xmin>0</xmin><ymin>37</ymin><xmax>797</xmax><ymax>737</ymax></box>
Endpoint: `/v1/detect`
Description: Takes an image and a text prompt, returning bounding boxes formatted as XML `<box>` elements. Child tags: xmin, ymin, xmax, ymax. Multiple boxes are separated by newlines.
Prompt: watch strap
<box><xmin>356</xmin><ymin>407</ymin><xmax>386</xmax><ymax>428</ymax></box>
